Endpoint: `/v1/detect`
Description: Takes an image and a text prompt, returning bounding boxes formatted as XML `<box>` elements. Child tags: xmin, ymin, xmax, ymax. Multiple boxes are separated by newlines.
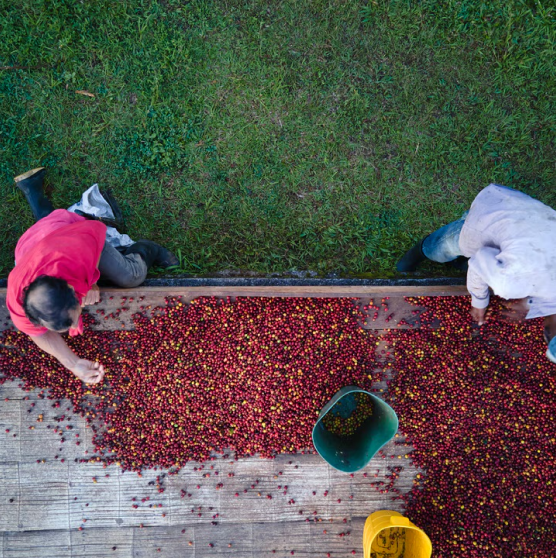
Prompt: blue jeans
<box><xmin>422</xmin><ymin>212</ymin><xmax>468</xmax><ymax>263</ymax></box>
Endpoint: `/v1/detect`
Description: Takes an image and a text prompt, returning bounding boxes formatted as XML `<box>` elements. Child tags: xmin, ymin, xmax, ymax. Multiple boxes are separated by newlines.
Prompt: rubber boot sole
<box><xmin>14</xmin><ymin>167</ymin><xmax>54</xmax><ymax>221</ymax></box>
<box><xmin>14</xmin><ymin>167</ymin><xmax>45</xmax><ymax>183</ymax></box>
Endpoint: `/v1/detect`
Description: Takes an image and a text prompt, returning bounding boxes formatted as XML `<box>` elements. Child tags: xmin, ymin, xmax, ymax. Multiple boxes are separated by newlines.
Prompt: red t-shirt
<box><xmin>7</xmin><ymin>209</ymin><xmax>107</xmax><ymax>337</ymax></box>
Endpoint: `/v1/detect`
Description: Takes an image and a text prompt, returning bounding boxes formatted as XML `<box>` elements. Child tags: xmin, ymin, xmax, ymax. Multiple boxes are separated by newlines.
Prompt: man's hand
<box><xmin>82</xmin><ymin>284</ymin><xmax>100</xmax><ymax>307</ymax></box>
<box><xmin>69</xmin><ymin>359</ymin><xmax>105</xmax><ymax>384</ymax></box>
<box><xmin>544</xmin><ymin>314</ymin><xmax>556</xmax><ymax>345</ymax></box>
<box><xmin>470</xmin><ymin>306</ymin><xmax>487</xmax><ymax>325</ymax></box>
<box><xmin>500</xmin><ymin>298</ymin><xmax>529</xmax><ymax>323</ymax></box>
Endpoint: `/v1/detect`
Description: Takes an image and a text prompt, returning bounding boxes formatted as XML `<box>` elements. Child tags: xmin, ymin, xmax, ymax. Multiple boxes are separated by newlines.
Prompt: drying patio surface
<box><xmin>1</xmin><ymin>284</ymin><xmax>555</xmax><ymax>557</ymax></box>
<box><xmin>0</xmin><ymin>285</ymin><xmax>460</xmax><ymax>557</ymax></box>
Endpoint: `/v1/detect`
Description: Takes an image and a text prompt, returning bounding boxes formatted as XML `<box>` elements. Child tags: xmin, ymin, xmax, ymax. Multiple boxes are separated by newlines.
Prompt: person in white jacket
<box><xmin>397</xmin><ymin>184</ymin><xmax>556</xmax><ymax>361</ymax></box>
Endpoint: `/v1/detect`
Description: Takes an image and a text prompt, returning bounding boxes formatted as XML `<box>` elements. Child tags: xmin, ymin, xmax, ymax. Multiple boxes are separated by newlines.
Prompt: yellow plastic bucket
<box><xmin>363</xmin><ymin>510</ymin><xmax>432</xmax><ymax>558</ymax></box>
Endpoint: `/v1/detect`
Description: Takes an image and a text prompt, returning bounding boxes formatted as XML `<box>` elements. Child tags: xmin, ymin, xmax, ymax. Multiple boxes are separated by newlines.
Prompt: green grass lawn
<box><xmin>1</xmin><ymin>0</ymin><xmax>556</xmax><ymax>278</ymax></box>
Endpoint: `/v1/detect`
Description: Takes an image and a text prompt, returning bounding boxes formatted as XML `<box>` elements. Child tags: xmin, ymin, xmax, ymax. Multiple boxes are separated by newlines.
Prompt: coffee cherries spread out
<box><xmin>2</xmin><ymin>294</ymin><xmax>555</xmax><ymax>556</ymax></box>
<box><xmin>0</xmin><ymin>297</ymin><xmax>378</xmax><ymax>469</ymax></box>
<box><xmin>385</xmin><ymin>297</ymin><xmax>556</xmax><ymax>557</ymax></box>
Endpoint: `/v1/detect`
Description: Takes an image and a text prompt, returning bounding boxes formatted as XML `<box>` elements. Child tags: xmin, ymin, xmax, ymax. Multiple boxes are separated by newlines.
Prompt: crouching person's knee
<box><xmin>111</xmin><ymin>254</ymin><xmax>148</xmax><ymax>288</ymax></box>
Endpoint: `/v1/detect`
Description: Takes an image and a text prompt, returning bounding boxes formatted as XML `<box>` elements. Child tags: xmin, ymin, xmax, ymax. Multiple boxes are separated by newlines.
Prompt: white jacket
<box><xmin>460</xmin><ymin>184</ymin><xmax>556</xmax><ymax>319</ymax></box>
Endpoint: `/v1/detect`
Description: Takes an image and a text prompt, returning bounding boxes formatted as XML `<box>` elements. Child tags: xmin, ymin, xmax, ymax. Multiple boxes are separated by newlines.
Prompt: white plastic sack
<box><xmin>68</xmin><ymin>184</ymin><xmax>134</xmax><ymax>249</ymax></box>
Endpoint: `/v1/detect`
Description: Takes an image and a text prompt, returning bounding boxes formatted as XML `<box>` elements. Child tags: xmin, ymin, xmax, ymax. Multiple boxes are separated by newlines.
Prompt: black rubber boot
<box><xmin>124</xmin><ymin>240</ymin><xmax>179</xmax><ymax>268</ymax></box>
<box><xmin>14</xmin><ymin>167</ymin><xmax>55</xmax><ymax>221</ymax></box>
<box><xmin>396</xmin><ymin>239</ymin><xmax>427</xmax><ymax>272</ymax></box>
<box><xmin>449</xmin><ymin>256</ymin><xmax>469</xmax><ymax>272</ymax></box>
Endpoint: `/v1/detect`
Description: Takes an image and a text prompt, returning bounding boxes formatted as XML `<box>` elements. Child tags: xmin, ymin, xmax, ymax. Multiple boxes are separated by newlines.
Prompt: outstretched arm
<box><xmin>466</xmin><ymin>248</ymin><xmax>498</xmax><ymax>312</ymax></box>
<box><xmin>467</xmin><ymin>256</ymin><xmax>491</xmax><ymax>325</ymax></box>
<box><xmin>29</xmin><ymin>331</ymin><xmax>105</xmax><ymax>384</ymax></box>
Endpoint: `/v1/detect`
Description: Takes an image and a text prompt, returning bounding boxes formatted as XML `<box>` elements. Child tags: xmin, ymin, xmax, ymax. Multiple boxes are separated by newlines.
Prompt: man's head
<box><xmin>23</xmin><ymin>275</ymin><xmax>81</xmax><ymax>332</ymax></box>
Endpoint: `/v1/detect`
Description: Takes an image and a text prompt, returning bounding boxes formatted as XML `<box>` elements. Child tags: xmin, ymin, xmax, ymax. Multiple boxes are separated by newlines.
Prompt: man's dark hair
<box><xmin>22</xmin><ymin>275</ymin><xmax>79</xmax><ymax>331</ymax></box>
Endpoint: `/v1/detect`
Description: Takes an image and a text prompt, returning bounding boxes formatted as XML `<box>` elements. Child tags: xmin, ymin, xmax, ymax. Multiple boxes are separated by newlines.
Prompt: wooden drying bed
<box><xmin>0</xmin><ymin>285</ymin><xmax>467</xmax><ymax>557</ymax></box>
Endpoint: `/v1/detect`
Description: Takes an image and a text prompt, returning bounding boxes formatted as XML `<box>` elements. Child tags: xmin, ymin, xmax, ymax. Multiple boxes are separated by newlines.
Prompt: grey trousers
<box><xmin>98</xmin><ymin>242</ymin><xmax>148</xmax><ymax>288</ymax></box>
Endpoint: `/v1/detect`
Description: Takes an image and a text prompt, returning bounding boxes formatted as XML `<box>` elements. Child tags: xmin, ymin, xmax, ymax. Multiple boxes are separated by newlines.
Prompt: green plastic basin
<box><xmin>312</xmin><ymin>386</ymin><xmax>398</xmax><ymax>473</ymax></box>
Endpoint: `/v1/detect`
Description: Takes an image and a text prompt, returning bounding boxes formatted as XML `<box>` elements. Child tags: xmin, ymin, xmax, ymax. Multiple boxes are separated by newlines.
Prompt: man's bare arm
<box><xmin>29</xmin><ymin>331</ymin><xmax>105</xmax><ymax>384</ymax></box>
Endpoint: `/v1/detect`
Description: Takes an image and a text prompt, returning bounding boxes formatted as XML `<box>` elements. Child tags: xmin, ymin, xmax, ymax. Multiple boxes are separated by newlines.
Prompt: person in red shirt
<box><xmin>7</xmin><ymin>167</ymin><xmax>179</xmax><ymax>384</ymax></box>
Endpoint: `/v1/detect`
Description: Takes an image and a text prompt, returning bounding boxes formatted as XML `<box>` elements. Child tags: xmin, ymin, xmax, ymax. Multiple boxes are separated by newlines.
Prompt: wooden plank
<box><xmin>70</xmin><ymin>527</ymin><xmax>133</xmax><ymax>557</ymax></box>
<box><xmin>76</xmin><ymin>292</ymin><xmax>197</xmax><ymax>332</ymax></box>
<box><xmin>18</xmin><ymin>461</ymin><xmax>70</xmax><ymax>531</ymax></box>
<box><xmin>19</xmin><ymin>400</ymin><xmax>91</xmax><ymax>463</ymax></box>
<box><xmin>0</xmin><ymin>289</ymin><xmax>456</xmax><ymax>334</ymax></box>
<box><xmin>0</xmin><ymin>463</ymin><xmax>19</xmax><ymax>531</ymax></box>
<box><xmin>131</xmin><ymin>525</ymin><xmax>195</xmax><ymax>557</ymax></box>
<box><xmin>308</xmin><ymin>517</ymin><xmax>367</xmax><ymax>557</ymax></box>
<box><xmin>3</xmin><ymin>530</ymin><xmax>71</xmax><ymax>558</ymax></box>
<box><xmin>0</xmin><ymin>294</ymin><xmax>11</xmax><ymax>328</ymax></box>
<box><xmin>0</xmin><ymin>398</ymin><xmax>20</xmax><ymax>462</ymax></box>
<box><xmin>0</xmin><ymin>520</ymin><xmax>372</xmax><ymax>558</ymax></box>
<box><xmin>68</xmin><ymin>463</ymin><xmax>125</xmax><ymax>530</ymax></box>
<box><xmin>269</xmin><ymin>519</ymin><xmax>365</xmax><ymax>557</ymax></box>
<box><xmin>0</xmin><ymin>381</ymin><xmax>39</xmax><ymax>401</ymax></box>
<box><xmin>95</xmin><ymin>285</ymin><xmax>468</xmax><ymax>297</ymax></box>
<box><xmin>193</xmin><ymin>522</ymin><xmax>254</xmax><ymax>556</ymax></box>
<box><xmin>191</xmin><ymin>522</ymin><xmax>259</xmax><ymax>557</ymax></box>
<box><xmin>127</xmin><ymin>520</ymin><xmax>367</xmax><ymax>557</ymax></box>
